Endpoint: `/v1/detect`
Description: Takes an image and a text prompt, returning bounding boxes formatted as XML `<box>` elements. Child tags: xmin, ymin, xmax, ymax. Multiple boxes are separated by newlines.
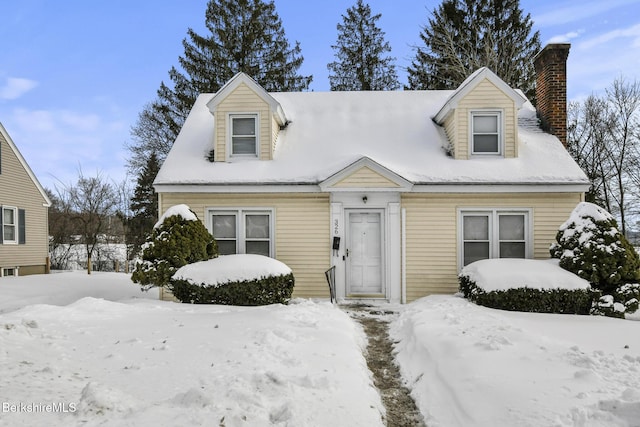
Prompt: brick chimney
<box><xmin>533</xmin><ymin>43</ymin><xmax>570</xmax><ymax>146</ymax></box>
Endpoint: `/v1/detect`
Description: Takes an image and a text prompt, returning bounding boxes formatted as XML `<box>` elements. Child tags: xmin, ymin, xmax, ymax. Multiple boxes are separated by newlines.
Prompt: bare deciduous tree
<box><xmin>568</xmin><ymin>77</ymin><xmax>640</xmax><ymax>235</ymax></box>
<box><xmin>64</xmin><ymin>170</ymin><xmax>119</xmax><ymax>274</ymax></box>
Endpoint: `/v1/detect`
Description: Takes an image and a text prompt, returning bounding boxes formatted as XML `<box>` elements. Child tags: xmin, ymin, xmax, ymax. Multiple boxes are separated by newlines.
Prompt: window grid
<box><xmin>1</xmin><ymin>268</ymin><xmax>16</xmax><ymax>277</ymax></box>
<box><xmin>460</xmin><ymin>210</ymin><xmax>529</xmax><ymax>267</ymax></box>
<box><xmin>471</xmin><ymin>111</ymin><xmax>501</xmax><ymax>155</ymax></box>
<box><xmin>2</xmin><ymin>206</ymin><xmax>17</xmax><ymax>244</ymax></box>
<box><xmin>210</xmin><ymin>209</ymin><xmax>273</xmax><ymax>257</ymax></box>
<box><xmin>230</xmin><ymin>114</ymin><xmax>258</xmax><ymax>157</ymax></box>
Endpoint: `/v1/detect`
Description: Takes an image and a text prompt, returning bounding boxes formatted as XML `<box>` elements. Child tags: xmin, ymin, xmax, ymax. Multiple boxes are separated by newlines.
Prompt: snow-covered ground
<box><xmin>1</xmin><ymin>272</ymin><xmax>640</xmax><ymax>426</ymax></box>
<box><xmin>0</xmin><ymin>272</ymin><xmax>383</xmax><ymax>426</ymax></box>
<box><xmin>391</xmin><ymin>295</ymin><xmax>640</xmax><ymax>427</ymax></box>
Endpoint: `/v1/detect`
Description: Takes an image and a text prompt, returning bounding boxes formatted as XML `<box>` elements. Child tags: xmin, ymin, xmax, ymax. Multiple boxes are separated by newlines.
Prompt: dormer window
<box><xmin>230</xmin><ymin>114</ymin><xmax>258</xmax><ymax>157</ymax></box>
<box><xmin>471</xmin><ymin>111</ymin><xmax>502</xmax><ymax>155</ymax></box>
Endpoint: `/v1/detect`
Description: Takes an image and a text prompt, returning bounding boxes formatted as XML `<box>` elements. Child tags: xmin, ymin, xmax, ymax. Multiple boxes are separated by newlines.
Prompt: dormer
<box><xmin>433</xmin><ymin>67</ymin><xmax>526</xmax><ymax>160</ymax></box>
<box><xmin>206</xmin><ymin>73</ymin><xmax>287</xmax><ymax>162</ymax></box>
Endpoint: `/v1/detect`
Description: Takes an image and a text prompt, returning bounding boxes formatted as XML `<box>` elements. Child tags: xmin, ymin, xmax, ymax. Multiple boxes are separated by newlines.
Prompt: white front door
<box><xmin>346</xmin><ymin>211</ymin><xmax>384</xmax><ymax>296</ymax></box>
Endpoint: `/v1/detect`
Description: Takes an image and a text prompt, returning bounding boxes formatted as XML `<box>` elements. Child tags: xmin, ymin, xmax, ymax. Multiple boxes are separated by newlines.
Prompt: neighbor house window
<box><xmin>2</xmin><ymin>206</ymin><xmax>17</xmax><ymax>244</ymax></box>
<box><xmin>460</xmin><ymin>209</ymin><xmax>530</xmax><ymax>267</ymax></box>
<box><xmin>471</xmin><ymin>111</ymin><xmax>502</xmax><ymax>155</ymax></box>
<box><xmin>230</xmin><ymin>114</ymin><xmax>258</xmax><ymax>157</ymax></box>
<box><xmin>209</xmin><ymin>209</ymin><xmax>273</xmax><ymax>257</ymax></box>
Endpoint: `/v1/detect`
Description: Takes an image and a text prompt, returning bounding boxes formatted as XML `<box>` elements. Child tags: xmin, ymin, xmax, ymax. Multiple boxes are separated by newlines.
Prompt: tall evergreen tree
<box><xmin>327</xmin><ymin>0</ymin><xmax>399</xmax><ymax>91</ymax></box>
<box><xmin>128</xmin><ymin>152</ymin><xmax>160</xmax><ymax>254</ymax></box>
<box><xmin>406</xmin><ymin>0</ymin><xmax>540</xmax><ymax>103</ymax></box>
<box><xmin>126</xmin><ymin>0</ymin><xmax>312</xmax><ymax>176</ymax></box>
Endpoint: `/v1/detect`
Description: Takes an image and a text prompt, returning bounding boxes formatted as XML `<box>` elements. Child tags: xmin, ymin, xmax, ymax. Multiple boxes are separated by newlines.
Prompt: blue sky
<box><xmin>1</xmin><ymin>0</ymin><xmax>639</xmax><ymax>191</ymax></box>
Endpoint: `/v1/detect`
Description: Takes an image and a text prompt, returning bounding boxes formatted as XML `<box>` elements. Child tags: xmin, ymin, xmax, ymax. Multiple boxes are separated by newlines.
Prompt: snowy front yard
<box><xmin>0</xmin><ymin>273</ymin><xmax>383</xmax><ymax>426</ymax></box>
<box><xmin>1</xmin><ymin>272</ymin><xmax>640</xmax><ymax>426</ymax></box>
<box><xmin>392</xmin><ymin>296</ymin><xmax>640</xmax><ymax>427</ymax></box>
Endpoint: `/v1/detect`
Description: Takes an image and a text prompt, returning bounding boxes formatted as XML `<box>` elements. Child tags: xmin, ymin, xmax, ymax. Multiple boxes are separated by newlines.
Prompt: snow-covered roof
<box><xmin>433</xmin><ymin>67</ymin><xmax>527</xmax><ymax>123</ymax></box>
<box><xmin>206</xmin><ymin>73</ymin><xmax>287</xmax><ymax>125</ymax></box>
<box><xmin>154</xmin><ymin>88</ymin><xmax>589</xmax><ymax>188</ymax></box>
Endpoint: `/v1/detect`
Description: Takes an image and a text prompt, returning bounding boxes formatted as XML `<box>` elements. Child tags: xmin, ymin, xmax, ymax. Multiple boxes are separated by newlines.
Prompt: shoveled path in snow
<box><xmin>344</xmin><ymin>304</ymin><xmax>426</xmax><ymax>427</ymax></box>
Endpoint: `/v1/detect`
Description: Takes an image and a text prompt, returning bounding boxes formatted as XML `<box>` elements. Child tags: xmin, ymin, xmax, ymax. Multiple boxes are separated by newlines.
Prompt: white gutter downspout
<box><xmin>401</xmin><ymin>207</ymin><xmax>407</xmax><ymax>304</ymax></box>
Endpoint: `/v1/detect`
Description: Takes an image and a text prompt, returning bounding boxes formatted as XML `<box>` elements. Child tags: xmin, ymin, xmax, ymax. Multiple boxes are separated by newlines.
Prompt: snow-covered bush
<box><xmin>458</xmin><ymin>259</ymin><xmax>598</xmax><ymax>314</ymax></box>
<box><xmin>591</xmin><ymin>295</ymin><xmax>626</xmax><ymax>318</ymax></box>
<box><xmin>550</xmin><ymin>202</ymin><xmax>640</xmax><ymax>318</ymax></box>
<box><xmin>550</xmin><ymin>202</ymin><xmax>640</xmax><ymax>294</ymax></box>
<box><xmin>591</xmin><ymin>283</ymin><xmax>640</xmax><ymax>318</ymax></box>
<box><xmin>131</xmin><ymin>205</ymin><xmax>217</xmax><ymax>290</ymax></box>
<box><xmin>169</xmin><ymin>254</ymin><xmax>294</xmax><ymax>305</ymax></box>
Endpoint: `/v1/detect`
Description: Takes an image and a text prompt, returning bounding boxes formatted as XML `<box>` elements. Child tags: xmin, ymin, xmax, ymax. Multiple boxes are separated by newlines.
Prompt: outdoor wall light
<box><xmin>362</xmin><ymin>195</ymin><xmax>368</xmax><ymax>204</ymax></box>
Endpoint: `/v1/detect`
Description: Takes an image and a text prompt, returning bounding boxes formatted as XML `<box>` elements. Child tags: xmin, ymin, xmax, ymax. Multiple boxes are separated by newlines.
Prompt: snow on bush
<box><xmin>173</xmin><ymin>254</ymin><xmax>292</xmax><ymax>286</ymax></box>
<box><xmin>170</xmin><ymin>254</ymin><xmax>294</xmax><ymax>305</ymax></box>
<box><xmin>461</xmin><ymin>258</ymin><xmax>591</xmax><ymax>292</ymax></box>
<box><xmin>131</xmin><ymin>205</ymin><xmax>218</xmax><ymax>290</ymax></box>
<box><xmin>153</xmin><ymin>204</ymin><xmax>198</xmax><ymax>228</ymax></box>
<box><xmin>550</xmin><ymin>202</ymin><xmax>640</xmax><ymax>293</ymax></box>
<box><xmin>550</xmin><ymin>202</ymin><xmax>640</xmax><ymax>318</ymax></box>
<box><xmin>459</xmin><ymin>259</ymin><xmax>597</xmax><ymax>314</ymax></box>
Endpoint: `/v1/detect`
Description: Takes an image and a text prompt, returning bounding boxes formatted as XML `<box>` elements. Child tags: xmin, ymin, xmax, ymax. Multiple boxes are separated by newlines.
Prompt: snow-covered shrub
<box><xmin>169</xmin><ymin>254</ymin><xmax>294</xmax><ymax>306</ymax></box>
<box><xmin>591</xmin><ymin>295</ymin><xmax>627</xmax><ymax>318</ymax></box>
<box><xmin>550</xmin><ymin>202</ymin><xmax>640</xmax><ymax>295</ymax></box>
<box><xmin>459</xmin><ymin>275</ymin><xmax>597</xmax><ymax>314</ymax></box>
<box><xmin>592</xmin><ymin>283</ymin><xmax>640</xmax><ymax>318</ymax></box>
<box><xmin>458</xmin><ymin>259</ymin><xmax>598</xmax><ymax>314</ymax></box>
<box><xmin>617</xmin><ymin>283</ymin><xmax>640</xmax><ymax>313</ymax></box>
<box><xmin>131</xmin><ymin>205</ymin><xmax>217</xmax><ymax>290</ymax></box>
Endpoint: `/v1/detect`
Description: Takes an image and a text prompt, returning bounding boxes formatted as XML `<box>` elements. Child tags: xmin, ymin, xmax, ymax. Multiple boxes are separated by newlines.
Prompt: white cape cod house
<box><xmin>154</xmin><ymin>43</ymin><xmax>589</xmax><ymax>303</ymax></box>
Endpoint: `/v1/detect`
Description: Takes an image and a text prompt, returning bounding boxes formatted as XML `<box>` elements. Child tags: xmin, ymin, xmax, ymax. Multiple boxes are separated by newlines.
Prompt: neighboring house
<box><xmin>154</xmin><ymin>43</ymin><xmax>589</xmax><ymax>303</ymax></box>
<box><xmin>0</xmin><ymin>122</ymin><xmax>51</xmax><ymax>277</ymax></box>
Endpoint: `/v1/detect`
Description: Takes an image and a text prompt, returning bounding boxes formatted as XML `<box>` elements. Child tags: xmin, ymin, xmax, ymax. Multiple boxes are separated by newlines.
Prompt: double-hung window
<box><xmin>210</xmin><ymin>209</ymin><xmax>273</xmax><ymax>257</ymax></box>
<box><xmin>230</xmin><ymin>114</ymin><xmax>258</xmax><ymax>157</ymax></box>
<box><xmin>2</xmin><ymin>206</ymin><xmax>17</xmax><ymax>244</ymax></box>
<box><xmin>471</xmin><ymin>111</ymin><xmax>502</xmax><ymax>155</ymax></box>
<box><xmin>460</xmin><ymin>209</ymin><xmax>530</xmax><ymax>267</ymax></box>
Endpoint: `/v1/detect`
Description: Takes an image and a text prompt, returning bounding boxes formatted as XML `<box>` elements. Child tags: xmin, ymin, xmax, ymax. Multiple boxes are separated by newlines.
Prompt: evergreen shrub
<box><xmin>550</xmin><ymin>202</ymin><xmax>640</xmax><ymax>318</ymax></box>
<box><xmin>132</xmin><ymin>205</ymin><xmax>217</xmax><ymax>289</ymax></box>
<box><xmin>550</xmin><ymin>202</ymin><xmax>640</xmax><ymax>294</ymax></box>
<box><xmin>170</xmin><ymin>273</ymin><xmax>295</xmax><ymax>306</ymax></box>
<box><xmin>458</xmin><ymin>275</ymin><xmax>599</xmax><ymax>314</ymax></box>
